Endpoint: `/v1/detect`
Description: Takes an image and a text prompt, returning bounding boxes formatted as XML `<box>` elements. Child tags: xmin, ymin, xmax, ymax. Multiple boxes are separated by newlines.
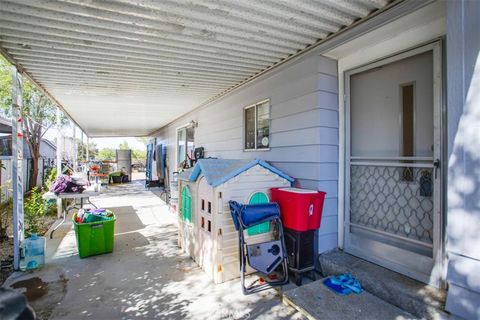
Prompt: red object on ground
<box><xmin>270</xmin><ymin>187</ymin><xmax>326</xmax><ymax>232</ymax></box>
<box><xmin>267</xmin><ymin>274</ymin><xmax>278</xmax><ymax>280</ymax></box>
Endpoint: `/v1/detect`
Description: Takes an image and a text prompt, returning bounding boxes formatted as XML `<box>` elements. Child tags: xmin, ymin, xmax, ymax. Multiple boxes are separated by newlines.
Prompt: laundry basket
<box><xmin>73</xmin><ymin>213</ymin><xmax>116</xmax><ymax>258</ymax></box>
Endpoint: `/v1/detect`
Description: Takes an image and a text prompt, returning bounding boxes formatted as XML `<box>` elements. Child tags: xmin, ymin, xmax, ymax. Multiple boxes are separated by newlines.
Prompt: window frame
<box><xmin>399</xmin><ymin>81</ymin><xmax>416</xmax><ymax>157</ymax></box>
<box><xmin>243</xmin><ymin>99</ymin><xmax>271</xmax><ymax>151</ymax></box>
<box><xmin>175</xmin><ymin>124</ymin><xmax>195</xmax><ymax>167</ymax></box>
<box><xmin>400</xmin><ymin>81</ymin><xmax>416</xmax><ymax>182</ymax></box>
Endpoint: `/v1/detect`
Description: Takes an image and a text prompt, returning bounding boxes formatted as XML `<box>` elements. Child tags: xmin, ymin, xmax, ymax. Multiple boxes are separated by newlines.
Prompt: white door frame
<box><xmin>343</xmin><ymin>41</ymin><xmax>445</xmax><ymax>287</ymax></box>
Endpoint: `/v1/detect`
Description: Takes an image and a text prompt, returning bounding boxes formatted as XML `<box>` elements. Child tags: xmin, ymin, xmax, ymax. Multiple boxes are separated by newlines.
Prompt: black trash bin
<box><xmin>111</xmin><ymin>175</ymin><xmax>123</xmax><ymax>183</ymax></box>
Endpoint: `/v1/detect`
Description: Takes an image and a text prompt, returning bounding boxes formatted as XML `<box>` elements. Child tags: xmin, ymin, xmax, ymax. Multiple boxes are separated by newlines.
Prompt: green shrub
<box><xmin>45</xmin><ymin>200</ymin><xmax>57</xmax><ymax>217</ymax></box>
<box><xmin>44</xmin><ymin>167</ymin><xmax>57</xmax><ymax>190</ymax></box>
<box><xmin>0</xmin><ymin>174</ymin><xmax>13</xmax><ymax>241</ymax></box>
<box><xmin>43</xmin><ymin>167</ymin><xmax>58</xmax><ymax>217</ymax></box>
<box><xmin>24</xmin><ymin>187</ymin><xmax>47</xmax><ymax>236</ymax></box>
<box><xmin>0</xmin><ymin>197</ymin><xmax>12</xmax><ymax>241</ymax></box>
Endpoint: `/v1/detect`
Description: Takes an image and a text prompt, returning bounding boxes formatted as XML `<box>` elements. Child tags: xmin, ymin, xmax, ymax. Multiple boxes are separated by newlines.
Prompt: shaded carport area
<box><xmin>0</xmin><ymin>0</ymin><xmax>395</xmax><ymax>137</ymax></box>
<box><xmin>0</xmin><ymin>0</ymin><xmax>404</xmax><ymax>319</ymax></box>
<box><xmin>5</xmin><ymin>182</ymin><xmax>303</xmax><ymax>319</ymax></box>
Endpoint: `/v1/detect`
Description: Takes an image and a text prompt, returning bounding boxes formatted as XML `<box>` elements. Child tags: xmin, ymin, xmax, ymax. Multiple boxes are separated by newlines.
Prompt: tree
<box><xmin>0</xmin><ymin>58</ymin><xmax>12</xmax><ymax>113</ymax></box>
<box><xmin>97</xmin><ymin>148</ymin><xmax>115</xmax><ymax>161</ymax></box>
<box><xmin>119</xmin><ymin>140</ymin><xmax>130</xmax><ymax>150</ymax></box>
<box><xmin>87</xmin><ymin>141</ymin><xmax>99</xmax><ymax>160</ymax></box>
<box><xmin>132</xmin><ymin>149</ymin><xmax>146</xmax><ymax>164</ymax></box>
<box><xmin>0</xmin><ymin>55</ymin><xmax>68</xmax><ymax>190</ymax></box>
<box><xmin>76</xmin><ymin>138</ymin><xmax>98</xmax><ymax>160</ymax></box>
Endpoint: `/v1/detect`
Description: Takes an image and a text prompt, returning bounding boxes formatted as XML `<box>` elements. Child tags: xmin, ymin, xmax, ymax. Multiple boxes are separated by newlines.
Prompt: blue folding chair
<box><xmin>229</xmin><ymin>201</ymin><xmax>289</xmax><ymax>294</ymax></box>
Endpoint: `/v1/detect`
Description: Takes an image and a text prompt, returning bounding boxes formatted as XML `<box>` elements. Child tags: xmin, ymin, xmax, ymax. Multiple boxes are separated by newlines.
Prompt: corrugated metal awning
<box><xmin>0</xmin><ymin>0</ymin><xmax>393</xmax><ymax>136</ymax></box>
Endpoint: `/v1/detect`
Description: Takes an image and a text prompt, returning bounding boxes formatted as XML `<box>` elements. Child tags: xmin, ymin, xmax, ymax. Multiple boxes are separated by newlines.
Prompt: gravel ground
<box><xmin>0</xmin><ymin>237</ymin><xmax>14</xmax><ymax>285</ymax></box>
<box><xmin>0</xmin><ymin>214</ymin><xmax>57</xmax><ymax>286</ymax></box>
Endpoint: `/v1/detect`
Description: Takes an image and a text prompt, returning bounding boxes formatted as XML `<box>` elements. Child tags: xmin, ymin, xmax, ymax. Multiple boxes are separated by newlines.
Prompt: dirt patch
<box><xmin>0</xmin><ymin>186</ymin><xmax>58</xmax><ymax>279</ymax></box>
<box><xmin>0</xmin><ymin>238</ymin><xmax>13</xmax><ymax>285</ymax></box>
<box><xmin>11</xmin><ymin>277</ymin><xmax>49</xmax><ymax>301</ymax></box>
<box><xmin>0</xmin><ymin>213</ymin><xmax>57</xmax><ymax>287</ymax></box>
<box><xmin>8</xmin><ymin>271</ymin><xmax>68</xmax><ymax>320</ymax></box>
<box><xmin>39</xmin><ymin>215</ymin><xmax>57</xmax><ymax>235</ymax></box>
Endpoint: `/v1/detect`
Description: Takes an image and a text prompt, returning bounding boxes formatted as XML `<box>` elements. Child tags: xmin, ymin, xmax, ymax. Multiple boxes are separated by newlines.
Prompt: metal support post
<box><xmin>56</xmin><ymin>107</ymin><xmax>62</xmax><ymax>218</ymax></box>
<box><xmin>11</xmin><ymin>67</ymin><xmax>24</xmax><ymax>271</ymax></box>
<box><xmin>72</xmin><ymin>125</ymin><xmax>77</xmax><ymax>170</ymax></box>
<box><xmin>80</xmin><ymin>131</ymin><xmax>84</xmax><ymax>163</ymax></box>
<box><xmin>86</xmin><ymin>136</ymin><xmax>90</xmax><ymax>161</ymax></box>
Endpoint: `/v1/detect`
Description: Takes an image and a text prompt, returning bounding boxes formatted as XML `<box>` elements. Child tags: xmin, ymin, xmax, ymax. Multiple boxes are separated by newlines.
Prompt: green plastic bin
<box><xmin>73</xmin><ymin>213</ymin><xmax>116</xmax><ymax>258</ymax></box>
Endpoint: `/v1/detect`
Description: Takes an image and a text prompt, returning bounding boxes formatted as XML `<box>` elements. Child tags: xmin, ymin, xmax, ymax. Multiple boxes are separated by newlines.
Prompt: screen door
<box><xmin>344</xmin><ymin>42</ymin><xmax>443</xmax><ymax>286</ymax></box>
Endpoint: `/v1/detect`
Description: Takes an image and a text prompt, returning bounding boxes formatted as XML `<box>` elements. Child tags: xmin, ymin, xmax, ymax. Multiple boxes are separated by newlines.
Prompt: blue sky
<box><xmin>92</xmin><ymin>137</ymin><xmax>146</xmax><ymax>150</ymax></box>
<box><xmin>44</xmin><ymin>125</ymin><xmax>147</xmax><ymax>150</ymax></box>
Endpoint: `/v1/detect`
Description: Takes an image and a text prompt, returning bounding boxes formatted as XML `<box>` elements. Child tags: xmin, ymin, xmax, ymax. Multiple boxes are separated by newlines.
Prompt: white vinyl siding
<box><xmin>154</xmin><ymin>52</ymin><xmax>339</xmax><ymax>254</ymax></box>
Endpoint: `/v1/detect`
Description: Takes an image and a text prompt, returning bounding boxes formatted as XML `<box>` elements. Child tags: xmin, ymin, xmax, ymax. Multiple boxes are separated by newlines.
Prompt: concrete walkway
<box><xmin>5</xmin><ymin>182</ymin><xmax>302</xmax><ymax>320</ymax></box>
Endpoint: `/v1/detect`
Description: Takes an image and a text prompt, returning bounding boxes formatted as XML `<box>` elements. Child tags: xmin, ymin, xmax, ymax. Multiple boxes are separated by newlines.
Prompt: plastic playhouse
<box><xmin>176</xmin><ymin>158</ymin><xmax>294</xmax><ymax>284</ymax></box>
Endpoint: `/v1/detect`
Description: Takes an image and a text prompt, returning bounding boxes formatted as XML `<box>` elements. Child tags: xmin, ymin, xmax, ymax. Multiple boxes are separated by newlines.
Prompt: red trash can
<box><xmin>271</xmin><ymin>187</ymin><xmax>326</xmax><ymax>232</ymax></box>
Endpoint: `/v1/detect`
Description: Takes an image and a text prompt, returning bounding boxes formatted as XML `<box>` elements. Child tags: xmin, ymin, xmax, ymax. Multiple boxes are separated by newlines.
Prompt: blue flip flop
<box><xmin>323</xmin><ymin>277</ymin><xmax>352</xmax><ymax>295</ymax></box>
<box><xmin>324</xmin><ymin>273</ymin><xmax>363</xmax><ymax>295</ymax></box>
<box><xmin>330</xmin><ymin>273</ymin><xmax>362</xmax><ymax>294</ymax></box>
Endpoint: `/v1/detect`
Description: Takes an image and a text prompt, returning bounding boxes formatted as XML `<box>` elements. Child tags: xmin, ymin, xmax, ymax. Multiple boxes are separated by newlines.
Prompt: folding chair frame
<box><xmin>230</xmin><ymin>202</ymin><xmax>289</xmax><ymax>295</ymax></box>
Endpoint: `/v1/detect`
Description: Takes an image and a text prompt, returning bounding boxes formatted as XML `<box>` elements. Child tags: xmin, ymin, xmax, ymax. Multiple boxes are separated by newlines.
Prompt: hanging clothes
<box><xmin>146</xmin><ymin>143</ymin><xmax>153</xmax><ymax>182</ymax></box>
<box><xmin>155</xmin><ymin>144</ymin><xmax>164</xmax><ymax>179</ymax></box>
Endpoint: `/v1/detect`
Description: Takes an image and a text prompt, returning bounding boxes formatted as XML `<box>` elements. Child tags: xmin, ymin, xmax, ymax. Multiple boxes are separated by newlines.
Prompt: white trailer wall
<box><xmin>445</xmin><ymin>0</ymin><xmax>480</xmax><ymax>319</ymax></box>
<box><xmin>153</xmin><ymin>52</ymin><xmax>339</xmax><ymax>254</ymax></box>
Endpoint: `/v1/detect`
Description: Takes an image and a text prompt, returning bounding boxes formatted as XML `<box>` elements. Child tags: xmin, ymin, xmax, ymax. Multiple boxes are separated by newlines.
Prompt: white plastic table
<box><xmin>43</xmin><ymin>188</ymin><xmax>101</xmax><ymax>238</ymax></box>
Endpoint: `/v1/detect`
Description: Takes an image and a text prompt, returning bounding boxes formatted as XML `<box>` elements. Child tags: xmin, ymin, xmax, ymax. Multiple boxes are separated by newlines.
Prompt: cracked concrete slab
<box><xmin>283</xmin><ymin>278</ymin><xmax>413</xmax><ymax>320</ymax></box>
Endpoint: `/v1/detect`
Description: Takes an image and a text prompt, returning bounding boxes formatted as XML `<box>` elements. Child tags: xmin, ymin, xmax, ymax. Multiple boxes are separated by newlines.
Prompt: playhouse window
<box><xmin>244</xmin><ymin>99</ymin><xmax>270</xmax><ymax>150</ymax></box>
<box><xmin>207</xmin><ymin>201</ymin><xmax>212</xmax><ymax>214</ymax></box>
<box><xmin>201</xmin><ymin>199</ymin><xmax>205</xmax><ymax>211</ymax></box>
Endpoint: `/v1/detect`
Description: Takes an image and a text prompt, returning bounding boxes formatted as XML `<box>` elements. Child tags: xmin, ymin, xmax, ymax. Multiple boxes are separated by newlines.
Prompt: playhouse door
<box><xmin>344</xmin><ymin>43</ymin><xmax>444</xmax><ymax>287</ymax></box>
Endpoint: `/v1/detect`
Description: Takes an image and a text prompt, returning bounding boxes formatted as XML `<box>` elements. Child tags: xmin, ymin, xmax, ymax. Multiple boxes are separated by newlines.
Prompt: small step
<box><xmin>318</xmin><ymin>250</ymin><xmax>447</xmax><ymax>319</ymax></box>
<box><xmin>283</xmin><ymin>278</ymin><xmax>413</xmax><ymax>320</ymax></box>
